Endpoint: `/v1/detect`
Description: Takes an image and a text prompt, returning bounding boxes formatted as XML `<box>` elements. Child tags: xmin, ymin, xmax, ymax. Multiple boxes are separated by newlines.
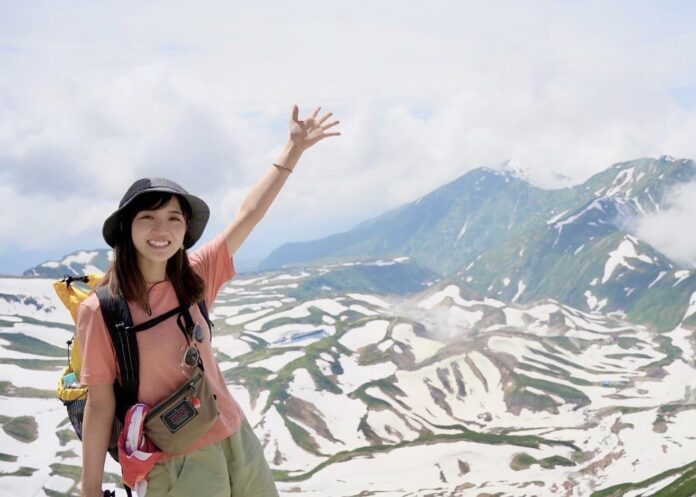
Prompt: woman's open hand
<box><xmin>289</xmin><ymin>105</ymin><xmax>341</xmax><ymax>151</ymax></box>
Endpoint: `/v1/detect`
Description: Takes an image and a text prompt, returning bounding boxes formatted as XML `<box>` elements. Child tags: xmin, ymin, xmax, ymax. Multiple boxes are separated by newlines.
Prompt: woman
<box><xmin>77</xmin><ymin>105</ymin><xmax>340</xmax><ymax>497</ymax></box>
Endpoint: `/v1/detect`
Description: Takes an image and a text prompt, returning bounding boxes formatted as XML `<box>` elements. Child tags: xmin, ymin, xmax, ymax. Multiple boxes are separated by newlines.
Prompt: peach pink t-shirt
<box><xmin>76</xmin><ymin>234</ymin><xmax>244</xmax><ymax>454</ymax></box>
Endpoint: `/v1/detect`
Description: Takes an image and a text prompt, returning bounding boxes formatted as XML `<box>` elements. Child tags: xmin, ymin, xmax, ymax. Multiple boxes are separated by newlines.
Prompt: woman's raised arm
<box><xmin>221</xmin><ymin>105</ymin><xmax>340</xmax><ymax>257</ymax></box>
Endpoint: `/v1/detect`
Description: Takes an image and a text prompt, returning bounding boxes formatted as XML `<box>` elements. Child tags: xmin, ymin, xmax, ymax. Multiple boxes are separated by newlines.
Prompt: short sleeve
<box><xmin>188</xmin><ymin>233</ymin><xmax>237</xmax><ymax>307</ymax></box>
<box><xmin>76</xmin><ymin>298</ymin><xmax>118</xmax><ymax>385</ymax></box>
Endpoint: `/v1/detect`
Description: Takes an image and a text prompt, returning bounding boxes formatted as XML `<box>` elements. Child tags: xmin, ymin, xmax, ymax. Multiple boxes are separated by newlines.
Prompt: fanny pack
<box><xmin>144</xmin><ymin>366</ymin><xmax>218</xmax><ymax>455</ymax></box>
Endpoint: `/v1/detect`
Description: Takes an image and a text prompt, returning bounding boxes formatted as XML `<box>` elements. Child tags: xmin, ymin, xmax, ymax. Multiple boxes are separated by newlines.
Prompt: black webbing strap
<box><xmin>177</xmin><ymin>306</ymin><xmax>195</xmax><ymax>342</ymax></box>
<box><xmin>95</xmin><ymin>287</ymin><xmax>140</xmax><ymax>416</ymax></box>
<box><xmin>197</xmin><ymin>300</ymin><xmax>214</xmax><ymax>336</ymax></box>
<box><xmin>128</xmin><ymin>304</ymin><xmax>186</xmax><ymax>332</ymax></box>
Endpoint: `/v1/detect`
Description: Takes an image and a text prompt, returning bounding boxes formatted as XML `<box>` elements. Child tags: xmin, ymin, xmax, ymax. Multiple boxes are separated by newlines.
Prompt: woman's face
<box><xmin>130</xmin><ymin>196</ymin><xmax>187</xmax><ymax>265</ymax></box>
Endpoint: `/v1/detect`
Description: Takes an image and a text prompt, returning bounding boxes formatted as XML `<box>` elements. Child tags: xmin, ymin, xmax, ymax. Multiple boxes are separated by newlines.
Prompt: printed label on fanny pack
<box><xmin>162</xmin><ymin>399</ymin><xmax>198</xmax><ymax>433</ymax></box>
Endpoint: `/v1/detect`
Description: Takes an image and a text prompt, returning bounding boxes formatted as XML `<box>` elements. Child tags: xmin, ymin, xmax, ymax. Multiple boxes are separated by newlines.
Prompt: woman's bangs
<box><xmin>131</xmin><ymin>192</ymin><xmax>175</xmax><ymax>213</ymax></box>
<box><xmin>128</xmin><ymin>192</ymin><xmax>192</xmax><ymax>220</ymax></box>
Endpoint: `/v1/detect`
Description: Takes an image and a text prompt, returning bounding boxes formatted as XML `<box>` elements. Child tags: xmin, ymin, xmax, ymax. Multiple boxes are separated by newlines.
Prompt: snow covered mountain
<box><xmin>260</xmin><ymin>156</ymin><xmax>696</xmax><ymax>331</ymax></box>
<box><xmin>2</xmin><ymin>265</ymin><xmax>696</xmax><ymax>496</ymax></box>
<box><xmin>23</xmin><ymin>249</ymin><xmax>112</xmax><ymax>278</ymax></box>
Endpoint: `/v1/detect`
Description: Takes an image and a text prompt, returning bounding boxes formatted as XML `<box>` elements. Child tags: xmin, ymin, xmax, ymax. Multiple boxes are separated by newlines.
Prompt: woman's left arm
<box><xmin>221</xmin><ymin>105</ymin><xmax>340</xmax><ymax>257</ymax></box>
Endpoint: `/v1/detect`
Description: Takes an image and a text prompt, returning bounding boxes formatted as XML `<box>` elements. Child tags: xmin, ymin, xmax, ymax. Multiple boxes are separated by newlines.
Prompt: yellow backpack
<box><xmin>53</xmin><ymin>274</ymin><xmax>132</xmax><ymax>495</ymax></box>
<box><xmin>54</xmin><ymin>274</ymin><xmax>102</xmax><ymax>402</ymax></box>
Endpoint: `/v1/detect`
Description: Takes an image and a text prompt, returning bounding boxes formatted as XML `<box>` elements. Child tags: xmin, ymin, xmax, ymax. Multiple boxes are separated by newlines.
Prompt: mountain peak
<box><xmin>482</xmin><ymin>160</ymin><xmax>572</xmax><ymax>190</ymax></box>
<box><xmin>499</xmin><ymin>159</ymin><xmax>531</xmax><ymax>179</ymax></box>
<box><xmin>476</xmin><ymin>160</ymin><xmax>531</xmax><ymax>182</ymax></box>
<box><xmin>23</xmin><ymin>248</ymin><xmax>112</xmax><ymax>278</ymax></box>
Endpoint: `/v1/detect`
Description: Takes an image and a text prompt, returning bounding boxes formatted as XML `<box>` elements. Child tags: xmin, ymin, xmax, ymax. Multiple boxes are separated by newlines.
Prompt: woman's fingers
<box><xmin>292</xmin><ymin>104</ymin><xmax>299</xmax><ymax>122</ymax></box>
<box><xmin>290</xmin><ymin>105</ymin><xmax>341</xmax><ymax>144</ymax></box>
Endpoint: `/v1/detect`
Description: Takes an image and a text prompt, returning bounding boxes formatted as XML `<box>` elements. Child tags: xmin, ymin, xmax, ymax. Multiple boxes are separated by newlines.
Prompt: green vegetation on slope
<box><xmin>510</xmin><ymin>452</ymin><xmax>575</xmax><ymax>471</ymax></box>
<box><xmin>0</xmin><ymin>466</ymin><xmax>37</xmax><ymax>477</ymax></box>
<box><xmin>0</xmin><ymin>415</ymin><xmax>38</xmax><ymax>442</ymax></box>
<box><xmin>1</xmin><ymin>332</ymin><xmax>65</xmax><ymax>357</ymax></box>
<box><xmin>591</xmin><ymin>459</ymin><xmax>696</xmax><ymax>497</ymax></box>
<box><xmin>0</xmin><ymin>381</ymin><xmax>55</xmax><ymax>398</ymax></box>
<box><xmin>272</xmin><ymin>428</ymin><xmax>578</xmax><ymax>482</ymax></box>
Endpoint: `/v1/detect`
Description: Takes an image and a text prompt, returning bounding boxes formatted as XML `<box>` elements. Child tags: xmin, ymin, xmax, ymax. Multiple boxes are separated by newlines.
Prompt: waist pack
<box><xmin>54</xmin><ymin>275</ymin><xmax>216</xmax><ymax>491</ymax></box>
<box><xmin>145</xmin><ymin>367</ymin><xmax>218</xmax><ymax>454</ymax></box>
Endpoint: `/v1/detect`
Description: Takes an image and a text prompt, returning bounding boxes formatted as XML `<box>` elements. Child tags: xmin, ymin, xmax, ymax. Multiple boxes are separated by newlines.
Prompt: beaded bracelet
<box><xmin>273</xmin><ymin>163</ymin><xmax>293</xmax><ymax>173</ymax></box>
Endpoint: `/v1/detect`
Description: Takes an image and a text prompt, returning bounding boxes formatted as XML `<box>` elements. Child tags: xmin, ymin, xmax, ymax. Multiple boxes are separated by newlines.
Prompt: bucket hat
<box><xmin>102</xmin><ymin>177</ymin><xmax>210</xmax><ymax>249</ymax></box>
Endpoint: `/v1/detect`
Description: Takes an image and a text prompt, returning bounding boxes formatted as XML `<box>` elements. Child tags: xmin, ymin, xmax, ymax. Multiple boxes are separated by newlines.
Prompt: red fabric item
<box><xmin>118</xmin><ymin>403</ymin><xmax>163</xmax><ymax>490</ymax></box>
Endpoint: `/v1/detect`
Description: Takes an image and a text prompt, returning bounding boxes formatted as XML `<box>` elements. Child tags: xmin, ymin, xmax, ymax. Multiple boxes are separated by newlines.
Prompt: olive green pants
<box><xmin>145</xmin><ymin>418</ymin><xmax>279</xmax><ymax>497</ymax></box>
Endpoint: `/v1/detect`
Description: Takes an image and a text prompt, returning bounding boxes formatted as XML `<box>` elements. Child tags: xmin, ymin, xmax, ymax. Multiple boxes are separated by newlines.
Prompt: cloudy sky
<box><xmin>2</xmin><ymin>1</ymin><xmax>696</xmax><ymax>274</ymax></box>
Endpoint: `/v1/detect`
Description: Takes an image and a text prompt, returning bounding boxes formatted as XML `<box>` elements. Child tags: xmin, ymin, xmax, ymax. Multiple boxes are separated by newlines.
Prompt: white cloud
<box><xmin>0</xmin><ymin>185</ymin><xmax>114</xmax><ymax>250</ymax></box>
<box><xmin>1</xmin><ymin>1</ymin><xmax>696</xmax><ymax>271</ymax></box>
<box><xmin>633</xmin><ymin>182</ymin><xmax>696</xmax><ymax>267</ymax></box>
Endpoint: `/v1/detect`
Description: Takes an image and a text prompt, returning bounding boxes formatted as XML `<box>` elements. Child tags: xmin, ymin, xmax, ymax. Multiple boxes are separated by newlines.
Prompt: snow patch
<box><xmin>346</xmin><ymin>293</ymin><xmax>390</xmax><ymax>308</ymax></box>
<box><xmin>339</xmin><ymin>320</ymin><xmax>390</xmax><ymax>351</ymax></box>
<box><xmin>251</xmin><ymin>350</ymin><xmax>305</xmax><ymax>372</ymax></box>
<box><xmin>456</xmin><ymin>219</ymin><xmax>469</xmax><ymax>243</ymax></box>
<box><xmin>605</xmin><ymin>167</ymin><xmax>635</xmax><ymax>197</ymax></box>
<box><xmin>674</xmin><ymin>270</ymin><xmax>691</xmax><ymax>286</ymax></box>
<box><xmin>391</xmin><ymin>323</ymin><xmax>444</xmax><ymax>363</ymax></box>
<box><xmin>602</xmin><ymin>238</ymin><xmax>653</xmax><ymax>284</ymax></box>
<box><xmin>546</xmin><ymin>210</ymin><xmax>569</xmax><ymax>225</ymax></box>
<box><xmin>684</xmin><ymin>291</ymin><xmax>696</xmax><ymax>320</ymax></box>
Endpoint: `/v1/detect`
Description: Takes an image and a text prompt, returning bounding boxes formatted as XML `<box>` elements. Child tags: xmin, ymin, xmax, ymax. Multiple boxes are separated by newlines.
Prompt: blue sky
<box><xmin>2</xmin><ymin>1</ymin><xmax>696</xmax><ymax>274</ymax></box>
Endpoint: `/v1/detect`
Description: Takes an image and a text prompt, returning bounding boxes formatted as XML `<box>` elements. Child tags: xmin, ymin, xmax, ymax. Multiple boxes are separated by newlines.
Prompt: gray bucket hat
<box><xmin>102</xmin><ymin>177</ymin><xmax>210</xmax><ymax>249</ymax></box>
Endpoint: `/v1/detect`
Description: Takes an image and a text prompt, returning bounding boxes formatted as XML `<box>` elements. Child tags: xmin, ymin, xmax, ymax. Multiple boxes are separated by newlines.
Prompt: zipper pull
<box><xmin>189</xmin><ymin>383</ymin><xmax>201</xmax><ymax>409</ymax></box>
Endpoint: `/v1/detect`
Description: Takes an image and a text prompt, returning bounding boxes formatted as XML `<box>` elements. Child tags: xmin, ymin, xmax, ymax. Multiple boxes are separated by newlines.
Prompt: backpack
<box><xmin>54</xmin><ymin>274</ymin><xmax>213</xmax><ymax>494</ymax></box>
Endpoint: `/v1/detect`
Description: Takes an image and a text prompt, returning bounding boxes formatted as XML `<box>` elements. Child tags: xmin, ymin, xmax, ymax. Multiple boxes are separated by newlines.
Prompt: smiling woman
<box><xmin>75</xmin><ymin>105</ymin><xmax>341</xmax><ymax>497</ymax></box>
<box><xmin>100</xmin><ymin>188</ymin><xmax>206</xmax><ymax>316</ymax></box>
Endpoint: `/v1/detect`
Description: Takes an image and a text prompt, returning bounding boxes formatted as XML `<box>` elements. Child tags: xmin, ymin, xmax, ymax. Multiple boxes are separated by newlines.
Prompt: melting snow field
<box><xmin>252</xmin><ymin>350</ymin><xmax>305</xmax><ymax>372</ymax></box>
<box><xmin>3</xmin><ymin>271</ymin><xmax>696</xmax><ymax>497</ymax></box>
<box><xmin>275</xmin><ymin>436</ymin><xmax>575</xmax><ymax>496</ymax></box>
<box><xmin>338</xmin><ymin>319</ymin><xmax>389</xmax><ymax>351</ymax></box>
<box><xmin>391</xmin><ymin>323</ymin><xmax>444</xmax><ymax>363</ymax></box>
<box><xmin>0</xmin><ymin>278</ymin><xmax>72</xmax><ymax>324</ymax></box>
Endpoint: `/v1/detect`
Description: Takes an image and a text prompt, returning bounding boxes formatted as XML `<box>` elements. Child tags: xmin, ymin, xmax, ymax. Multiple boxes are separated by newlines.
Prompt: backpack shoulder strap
<box><xmin>95</xmin><ymin>287</ymin><xmax>139</xmax><ymax>415</ymax></box>
<box><xmin>197</xmin><ymin>300</ymin><xmax>214</xmax><ymax>338</ymax></box>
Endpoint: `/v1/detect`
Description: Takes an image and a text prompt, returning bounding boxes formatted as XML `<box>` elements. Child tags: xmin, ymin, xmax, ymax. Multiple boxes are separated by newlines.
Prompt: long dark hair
<box><xmin>99</xmin><ymin>192</ymin><xmax>206</xmax><ymax>313</ymax></box>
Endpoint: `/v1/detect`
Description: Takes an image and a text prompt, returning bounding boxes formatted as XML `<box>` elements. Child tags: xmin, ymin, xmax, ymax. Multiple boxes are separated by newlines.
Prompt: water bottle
<box><xmin>63</xmin><ymin>372</ymin><xmax>78</xmax><ymax>388</ymax></box>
